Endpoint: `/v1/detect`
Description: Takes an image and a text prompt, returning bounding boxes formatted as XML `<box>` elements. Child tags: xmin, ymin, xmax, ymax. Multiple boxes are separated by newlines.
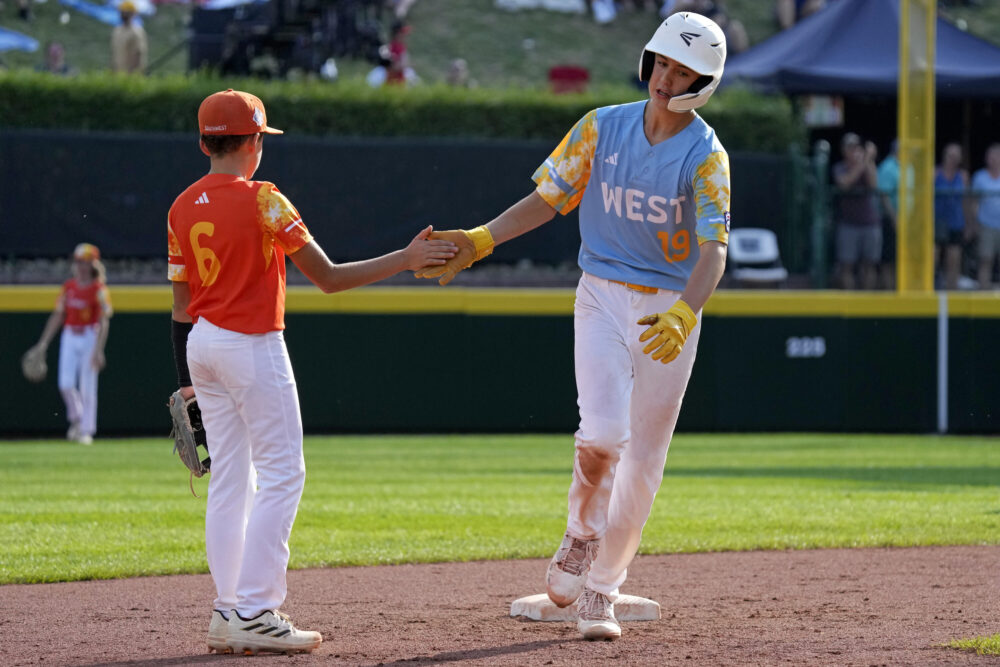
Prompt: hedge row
<box><xmin>0</xmin><ymin>72</ymin><xmax>805</xmax><ymax>152</ymax></box>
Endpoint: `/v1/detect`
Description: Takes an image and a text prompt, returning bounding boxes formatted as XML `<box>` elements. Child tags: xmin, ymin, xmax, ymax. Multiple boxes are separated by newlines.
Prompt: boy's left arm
<box><xmin>679</xmin><ymin>241</ymin><xmax>727</xmax><ymax>313</ymax></box>
<box><xmin>91</xmin><ymin>287</ymin><xmax>113</xmax><ymax>370</ymax></box>
<box><xmin>637</xmin><ymin>147</ymin><xmax>730</xmax><ymax>365</ymax></box>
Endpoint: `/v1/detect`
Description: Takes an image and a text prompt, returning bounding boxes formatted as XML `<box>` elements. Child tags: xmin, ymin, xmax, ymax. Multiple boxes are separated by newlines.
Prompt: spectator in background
<box><xmin>832</xmin><ymin>132</ymin><xmax>881</xmax><ymax>290</ymax></box>
<box><xmin>37</xmin><ymin>42</ymin><xmax>76</xmax><ymax>76</ymax></box>
<box><xmin>933</xmin><ymin>142</ymin><xmax>969</xmax><ymax>290</ymax></box>
<box><xmin>972</xmin><ymin>143</ymin><xmax>1000</xmax><ymax>289</ymax></box>
<box><xmin>111</xmin><ymin>0</ymin><xmax>147</xmax><ymax>74</ymax></box>
<box><xmin>876</xmin><ymin>139</ymin><xmax>900</xmax><ymax>290</ymax></box>
<box><xmin>776</xmin><ymin>0</ymin><xmax>826</xmax><ymax>30</ymax></box>
<box><xmin>385</xmin><ymin>20</ymin><xmax>418</xmax><ymax>86</ymax></box>
<box><xmin>446</xmin><ymin>58</ymin><xmax>476</xmax><ymax>87</ymax></box>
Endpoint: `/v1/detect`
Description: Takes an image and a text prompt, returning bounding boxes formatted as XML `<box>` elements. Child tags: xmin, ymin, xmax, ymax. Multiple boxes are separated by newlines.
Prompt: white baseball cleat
<box><xmin>67</xmin><ymin>423</ymin><xmax>80</xmax><ymax>442</ymax></box>
<box><xmin>77</xmin><ymin>434</ymin><xmax>93</xmax><ymax>446</ymax></box>
<box><xmin>227</xmin><ymin>610</ymin><xmax>322</xmax><ymax>655</ymax></box>
<box><xmin>577</xmin><ymin>587</ymin><xmax>621</xmax><ymax>640</ymax></box>
<box><xmin>206</xmin><ymin>609</ymin><xmax>231</xmax><ymax>653</ymax></box>
<box><xmin>546</xmin><ymin>532</ymin><xmax>599</xmax><ymax>608</ymax></box>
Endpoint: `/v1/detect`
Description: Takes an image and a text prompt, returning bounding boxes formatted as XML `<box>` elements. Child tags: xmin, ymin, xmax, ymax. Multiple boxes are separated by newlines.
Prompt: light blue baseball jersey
<box><xmin>533</xmin><ymin>100</ymin><xmax>730</xmax><ymax>291</ymax></box>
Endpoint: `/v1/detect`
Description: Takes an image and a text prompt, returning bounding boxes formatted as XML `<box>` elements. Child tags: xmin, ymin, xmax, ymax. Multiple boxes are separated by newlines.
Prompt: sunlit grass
<box><xmin>945</xmin><ymin>634</ymin><xmax>1000</xmax><ymax>656</ymax></box>
<box><xmin>1</xmin><ymin>433</ymin><xmax>998</xmax><ymax>584</ymax></box>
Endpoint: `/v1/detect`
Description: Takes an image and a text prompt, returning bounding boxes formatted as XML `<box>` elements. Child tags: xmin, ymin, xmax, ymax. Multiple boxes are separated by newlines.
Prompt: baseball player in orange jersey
<box><xmin>417</xmin><ymin>13</ymin><xmax>730</xmax><ymax>640</ymax></box>
<box><xmin>168</xmin><ymin>89</ymin><xmax>457</xmax><ymax>656</ymax></box>
<box><xmin>28</xmin><ymin>243</ymin><xmax>112</xmax><ymax>445</ymax></box>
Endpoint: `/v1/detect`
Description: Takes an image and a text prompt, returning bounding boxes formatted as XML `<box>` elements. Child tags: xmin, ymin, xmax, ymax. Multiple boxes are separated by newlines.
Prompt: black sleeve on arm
<box><xmin>171</xmin><ymin>319</ymin><xmax>194</xmax><ymax>387</ymax></box>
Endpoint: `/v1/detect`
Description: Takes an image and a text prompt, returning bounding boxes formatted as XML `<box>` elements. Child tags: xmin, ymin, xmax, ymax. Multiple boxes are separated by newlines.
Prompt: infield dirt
<box><xmin>3</xmin><ymin>545</ymin><xmax>998</xmax><ymax>666</ymax></box>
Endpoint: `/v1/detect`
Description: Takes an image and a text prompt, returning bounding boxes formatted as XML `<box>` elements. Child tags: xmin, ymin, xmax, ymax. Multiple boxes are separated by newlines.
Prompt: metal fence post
<box><xmin>810</xmin><ymin>139</ymin><xmax>831</xmax><ymax>288</ymax></box>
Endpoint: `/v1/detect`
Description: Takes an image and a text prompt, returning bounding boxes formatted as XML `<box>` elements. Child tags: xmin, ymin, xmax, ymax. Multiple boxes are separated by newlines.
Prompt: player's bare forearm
<box><xmin>37</xmin><ymin>307</ymin><xmax>65</xmax><ymax>349</ymax></box>
<box><xmin>171</xmin><ymin>281</ymin><xmax>193</xmax><ymax>323</ymax></box>
<box><xmin>485</xmin><ymin>191</ymin><xmax>557</xmax><ymax>246</ymax></box>
<box><xmin>292</xmin><ymin>231</ymin><xmax>456</xmax><ymax>294</ymax></box>
<box><xmin>291</xmin><ymin>242</ymin><xmax>395</xmax><ymax>293</ymax></box>
<box><xmin>679</xmin><ymin>241</ymin><xmax>727</xmax><ymax>313</ymax></box>
<box><xmin>95</xmin><ymin>316</ymin><xmax>110</xmax><ymax>353</ymax></box>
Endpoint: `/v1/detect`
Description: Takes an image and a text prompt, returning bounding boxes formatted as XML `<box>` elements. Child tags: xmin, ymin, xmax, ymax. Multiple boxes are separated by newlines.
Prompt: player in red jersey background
<box><xmin>27</xmin><ymin>243</ymin><xmax>113</xmax><ymax>445</ymax></box>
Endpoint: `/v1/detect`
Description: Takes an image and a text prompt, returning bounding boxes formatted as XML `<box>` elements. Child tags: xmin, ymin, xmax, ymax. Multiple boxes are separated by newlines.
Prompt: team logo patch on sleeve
<box><xmin>724</xmin><ymin>211</ymin><xmax>731</xmax><ymax>232</ymax></box>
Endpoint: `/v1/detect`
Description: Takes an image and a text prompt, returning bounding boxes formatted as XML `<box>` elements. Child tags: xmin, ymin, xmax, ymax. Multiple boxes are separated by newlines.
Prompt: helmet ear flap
<box><xmin>688</xmin><ymin>74</ymin><xmax>714</xmax><ymax>95</ymax></box>
<box><xmin>639</xmin><ymin>50</ymin><xmax>655</xmax><ymax>82</ymax></box>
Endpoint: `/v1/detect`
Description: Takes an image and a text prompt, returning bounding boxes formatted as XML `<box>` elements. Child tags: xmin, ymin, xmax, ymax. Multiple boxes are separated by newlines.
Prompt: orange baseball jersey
<box><xmin>61</xmin><ymin>279</ymin><xmax>111</xmax><ymax>327</ymax></box>
<box><xmin>167</xmin><ymin>174</ymin><xmax>314</xmax><ymax>333</ymax></box>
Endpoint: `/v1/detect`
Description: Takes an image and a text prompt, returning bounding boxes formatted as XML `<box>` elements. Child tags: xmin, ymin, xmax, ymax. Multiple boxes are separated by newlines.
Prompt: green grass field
<box><xmin>1</xmin><ymin>433</ymin><xmax>998</xmax><ymax>585</ymax></box>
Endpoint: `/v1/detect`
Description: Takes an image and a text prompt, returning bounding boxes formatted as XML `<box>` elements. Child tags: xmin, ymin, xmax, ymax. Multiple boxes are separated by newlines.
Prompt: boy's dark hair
<box><xmin>201</xmin><ymin>133</ymin><xmax>258</xmax><ymax>156</ymax></box>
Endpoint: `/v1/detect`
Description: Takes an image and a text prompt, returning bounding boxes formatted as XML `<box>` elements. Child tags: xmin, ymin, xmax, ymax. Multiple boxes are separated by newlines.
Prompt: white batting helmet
<box><xmin>638</xmin><ymin>12</ymin><xmax>727</xmax><ymax>112</ymax></box>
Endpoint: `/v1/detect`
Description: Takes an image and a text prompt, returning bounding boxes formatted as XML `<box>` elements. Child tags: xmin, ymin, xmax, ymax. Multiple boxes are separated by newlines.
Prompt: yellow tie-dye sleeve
<box><xmin>532</xmin><ymin>110</ymin><xmax>598</xmax><ymax>214</ymax></box>
<box><xmin>167</xmin><ymin>215</ymin><xmax>188</xmax><ymax>282</ymax></box>
<box><xmin>257</xmin><ymin>183</ymin><xmax>314</xmax><ymax>255</ymax></box>
<box><xmin>693</xmin><ymin>151</ymin><xmax>731</xmax><ymax>245</ymax></box>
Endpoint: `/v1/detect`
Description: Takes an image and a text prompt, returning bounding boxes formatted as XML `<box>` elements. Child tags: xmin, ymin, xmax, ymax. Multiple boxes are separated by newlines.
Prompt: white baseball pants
<box><xmin>187</xmin><ymin>318</ymin><xmax>306</xmax><ymax>618</ymax></box>
<box><xmin>57</xmin><ymin>325</ymin><xmax>100</xmax><ymax>437</ymax></box>
<box><xmin>567</xmin><ymin>272</ymin><xmax>701</xmax><ymax>599</ymax></box>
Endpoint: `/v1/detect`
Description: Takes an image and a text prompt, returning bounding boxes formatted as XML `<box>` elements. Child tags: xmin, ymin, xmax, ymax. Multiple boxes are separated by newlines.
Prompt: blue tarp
<box><xmin>59</xmin><ymin>0</ymin><xmax>144</xmax><ymax>26</ymax></box>
<box><xmin>723</xmin><ymin>0</ymin><xmax>1000</xmax><ymax>98</ymax></box>
<box><xmin>201</xmin><ymin>0</ymin><xmax>267</xmax><ymax>10</ymax></box>
<box><xmin>0</xmin><ymin>27</ymin><xmax>39</xmax><ymax>53</ymax></box>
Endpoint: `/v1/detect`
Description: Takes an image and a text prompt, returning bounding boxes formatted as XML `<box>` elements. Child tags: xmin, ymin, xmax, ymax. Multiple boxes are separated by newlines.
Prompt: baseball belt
<box><xmin>609</xmin><ymin>279</ymin><xmax>659</xmax><ymax>294</ymax></box>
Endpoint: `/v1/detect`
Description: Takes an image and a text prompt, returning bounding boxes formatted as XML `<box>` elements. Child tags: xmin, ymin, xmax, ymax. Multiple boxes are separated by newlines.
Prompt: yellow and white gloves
<box><xmin>637</xmin><ymin>299</ymin><xmax>697</xmax><ymax>365</ymax></box>
<box><xmin>414</xmin><ymin>226</ymin><xmax>495</xmax><ymax>285</ymax></box>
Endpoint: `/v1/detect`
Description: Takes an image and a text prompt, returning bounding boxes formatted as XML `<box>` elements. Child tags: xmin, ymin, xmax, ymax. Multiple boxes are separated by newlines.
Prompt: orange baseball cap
<box><xmin>198</xmin><ymin>89</ymin><xmax>283</xmax><ymax>136</ymax></box>
<box><xmin>73</xmin><ymin>243</ymin><xmax>100</xmax><ymax>261</ymax></box>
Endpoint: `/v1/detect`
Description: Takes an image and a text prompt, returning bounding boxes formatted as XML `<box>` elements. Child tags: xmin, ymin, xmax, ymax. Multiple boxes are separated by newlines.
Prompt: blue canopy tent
<box><xmin>0</xmin><ymin>27</ymin><xmax>39</xmax><ymax>53</ymax></box>
<box><xmin>722</xmin><ymin>0</ymin><xmax>1000</xmax><ymax>98</ymax></box>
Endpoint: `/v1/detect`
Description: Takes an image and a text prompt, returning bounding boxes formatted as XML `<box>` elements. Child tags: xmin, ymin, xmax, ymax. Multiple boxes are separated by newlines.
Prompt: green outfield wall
<box><xmin>2</xmin><ymin>287</ymin><xmax>998</xmax><ymax>436</ymax></box>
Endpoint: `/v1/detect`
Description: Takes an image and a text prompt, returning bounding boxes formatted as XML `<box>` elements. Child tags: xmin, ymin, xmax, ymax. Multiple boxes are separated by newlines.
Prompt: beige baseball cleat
<box><xmin>577</xmin><ymin>587</ymin><xmax>621</xmax><ymax>640</ymax></box>
<box><xmin>206</xmin><ymin>610</ymin><xmax>231</xmax><ymax>653</ymax></box>
<box><xmin>227</xmin><ymin>610</ymin><xmax>322</xmax><ymax>655</ymax></box>
<box><xmin>546</xmin><ymin>532</ymin><xmax>600</xmax><ymax>607</ymax></box>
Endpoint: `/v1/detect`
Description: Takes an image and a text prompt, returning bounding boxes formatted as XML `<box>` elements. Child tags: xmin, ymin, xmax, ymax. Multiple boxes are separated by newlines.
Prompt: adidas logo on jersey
<box><xmin>604</xmin><ymin>153</ymin><xmax>619</xmax><ymax>166</ymax></box>
<box><xmin>195</xmin><ymin>192</ymin><xmax>210</xmax><ymax>205</ymax></box>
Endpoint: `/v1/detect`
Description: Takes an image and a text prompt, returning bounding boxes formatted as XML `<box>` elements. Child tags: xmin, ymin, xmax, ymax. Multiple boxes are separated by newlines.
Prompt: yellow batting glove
<box><xmin>636</xmin><ymin>299</ymin><xmax>698</xmax><ymax>365</ymax></box>
<box><xmin>414</xmin><ymin>226</ymin><xmax>494</xmax><ymax>285</ymax></box>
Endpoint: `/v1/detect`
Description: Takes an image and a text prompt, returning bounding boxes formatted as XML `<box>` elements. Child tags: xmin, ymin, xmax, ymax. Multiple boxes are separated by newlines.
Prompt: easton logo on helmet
<box><xmin>680</xmin><ymin>31</ymin><xmax>700</xmax><ymax>46</ymax></box>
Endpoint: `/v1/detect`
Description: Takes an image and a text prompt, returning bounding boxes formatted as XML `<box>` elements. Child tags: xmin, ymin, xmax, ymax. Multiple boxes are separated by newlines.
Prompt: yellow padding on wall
<box><xmin>2</xmin><ymin>286</ymin><xmax>1000</xmax><ymax>317</ymax></box>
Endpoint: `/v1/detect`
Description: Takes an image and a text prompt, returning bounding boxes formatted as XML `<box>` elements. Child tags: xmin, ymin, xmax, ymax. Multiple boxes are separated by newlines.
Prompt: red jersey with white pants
<box><xmin>57</xmin><ymin>278</ymin><xmax>112</xmax><ymax>440</ymax></box>
<box><xmin>167</xmin><ymin>172</ymin><xmax>313</xmax><ymax>619</ymax></box>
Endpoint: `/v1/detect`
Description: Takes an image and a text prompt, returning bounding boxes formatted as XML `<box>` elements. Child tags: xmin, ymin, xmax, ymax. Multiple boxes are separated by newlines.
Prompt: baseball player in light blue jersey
<box><xmin>417</xmin><ymin>12</ymin><xmax>730</xmax><ymax>640</ymax></box>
